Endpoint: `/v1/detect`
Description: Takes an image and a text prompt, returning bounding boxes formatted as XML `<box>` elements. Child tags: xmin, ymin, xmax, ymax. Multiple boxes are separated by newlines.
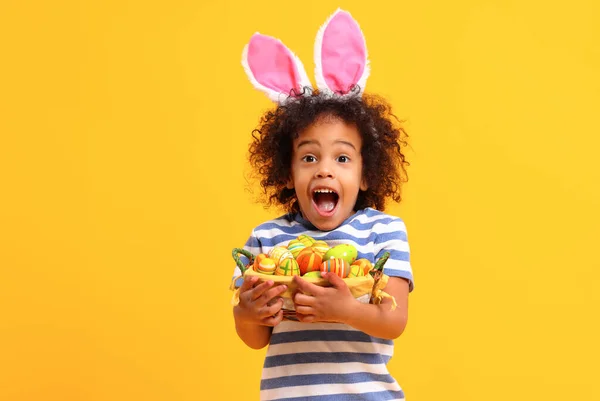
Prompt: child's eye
<box><xmin>337</xmin><ymin>155</ymin><xmax>350</xmax><ymax>163</ymax></box>
<box><xmin>302</xmin><ymin>155</ymin><xmax>317</xmax><ymax>163</ymax></box>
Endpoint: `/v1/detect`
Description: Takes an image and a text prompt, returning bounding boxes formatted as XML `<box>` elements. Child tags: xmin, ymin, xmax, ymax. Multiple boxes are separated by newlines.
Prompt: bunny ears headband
<box><xmin>242</xmin><ymin>9</ymin><xmax>370</xmax><ymax>103</ymax></box>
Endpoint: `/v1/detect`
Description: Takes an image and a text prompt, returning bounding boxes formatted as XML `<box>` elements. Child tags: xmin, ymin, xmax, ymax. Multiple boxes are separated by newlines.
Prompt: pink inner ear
<box><xmin>321</xmin><ymin>12</ymin><xmax>366</xmax><ymax>94</ymax></box>
<box><xmin>248</xmin><ymin>35</ymin><xmax>303</xmax><ymax>96</ymax></box>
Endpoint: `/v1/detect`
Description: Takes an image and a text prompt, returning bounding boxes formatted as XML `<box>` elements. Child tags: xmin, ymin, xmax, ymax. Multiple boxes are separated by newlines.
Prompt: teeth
<box><xmin>313</xmin><ymin>189</ymin><xmax>336</xmax><ymax>194</ymax></box>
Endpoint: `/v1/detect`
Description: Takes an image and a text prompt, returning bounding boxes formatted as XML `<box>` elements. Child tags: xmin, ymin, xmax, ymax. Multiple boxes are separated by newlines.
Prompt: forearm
<box><xmin>343</xmin><ymin>299</ymin><xmax>407</xmax><ymax>340</ymax></box>
<box><xmin>233</xmin><ymin>306</ymin><xmax>272</xmax><ymax>349</ymax></box>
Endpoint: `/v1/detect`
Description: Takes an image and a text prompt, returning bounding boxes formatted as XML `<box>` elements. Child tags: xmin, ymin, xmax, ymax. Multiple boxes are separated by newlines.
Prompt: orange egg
<box><xmin>253</xmin><ymin>253</ymin><xmax>268</xmax><ymax>271</ymax></box>
<box><xmin>296</xmin><ymin>247</ymin><xmax>323</xmax><ymax>275</ymax></box>
<box><xmin>320</xmin><ymin>258</ymin><xmax>350</xmax><ymax>278</ymax></box>
<box><xmin>352</xmin><ymin>258</ymin><xmax>373</xmax><ymax>275</ymax></box>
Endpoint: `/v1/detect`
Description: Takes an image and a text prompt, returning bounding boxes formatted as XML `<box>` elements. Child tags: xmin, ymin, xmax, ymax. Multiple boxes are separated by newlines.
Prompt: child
<box><xmin>233</xmin><ymin>9</ymin><xmax>414</xmax><ymax>401</ymax></box>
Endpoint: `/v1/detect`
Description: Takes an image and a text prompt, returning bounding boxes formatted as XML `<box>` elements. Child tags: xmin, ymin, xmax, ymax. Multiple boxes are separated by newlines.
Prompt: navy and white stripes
<box><xmin>235</xmin><ymin>208</ymin><xmax>413</xmax><ymax>291</ymax></box>
<box><xmin>259</xmin><ymin>323</ymin><xmax>406</xmax><ymax>401</ymax></box>
<box><xmin>233</xmin><ymin>208</ymin><xmax>413</xmax><ymax>400</ymax></box>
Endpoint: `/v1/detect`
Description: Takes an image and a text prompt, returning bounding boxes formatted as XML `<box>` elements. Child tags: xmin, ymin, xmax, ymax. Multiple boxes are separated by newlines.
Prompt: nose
<box><xmin>315</xmin><ymin>160</ymin><xmax>335</xmax><ymax>179</ymax></box>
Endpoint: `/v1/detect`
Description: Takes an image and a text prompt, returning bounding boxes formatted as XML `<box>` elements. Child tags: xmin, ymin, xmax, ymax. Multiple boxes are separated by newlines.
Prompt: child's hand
<box><xmin>292</xmin><ymin>272</ymin><xmax>356</xmax><ymax>323</ymax></box>
<box><xmin>236</xmin><ymin>276</ymin><xmax>287</xmax><ymax>327</ymax></box>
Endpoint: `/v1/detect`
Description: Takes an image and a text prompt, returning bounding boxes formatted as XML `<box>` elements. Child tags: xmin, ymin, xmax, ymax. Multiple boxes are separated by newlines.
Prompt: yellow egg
<box><xmin>287</xmin><ymin>239</ymin><xmax>307</xmax><ymax>258</ymax></box>
<box><xmin>257</xmin><ymin>258</ymin><xmax>276</xmax><ymax>275</ymax></box>
<box><xmin>296</xmin><ymin>234</ymin><xmax>316</xmax><ymax>247</ymax></box>
<box><xmin>275</xmin><ymin>258</ymin><xmax>300</xmax><ymax>276</ymax></box>
<box><xmin>347</xmin><ymin>263</ymin><xmax>366</xmax><ymax>278</ymax></box>
<box><xmin>310</xmin><ymin>240</ymin><xmax>330</xmax><ymax>256</ymax></box>
<box><xmin>269</xmin><ymin>246</ymin><xmax>294</xmax><ymax>265</ymax></box>
<box><xmin>352</xmin><ymin>258</ymin><xmax>373</xmax><ymax>275</ymax></box>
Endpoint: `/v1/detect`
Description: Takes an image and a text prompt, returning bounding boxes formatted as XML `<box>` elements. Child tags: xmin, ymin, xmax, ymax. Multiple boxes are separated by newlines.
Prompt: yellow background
<box><xmin>1</xmin><ymin>0</ymin><xmax>599</xmax><ymax>400</ymax></box>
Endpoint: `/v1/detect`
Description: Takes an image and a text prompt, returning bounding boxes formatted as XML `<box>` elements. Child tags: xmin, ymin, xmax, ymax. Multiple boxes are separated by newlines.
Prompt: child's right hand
<box><xmin>235</xmin><ymin>276</ymin><xmax>287</xmax><ymax>327</ymax></box>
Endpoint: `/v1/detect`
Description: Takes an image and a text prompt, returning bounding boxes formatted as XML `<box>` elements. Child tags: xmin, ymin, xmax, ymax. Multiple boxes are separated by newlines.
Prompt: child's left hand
<box><xmin>292</xmin><ymin>272</ymin><xmax>356</xmax><ymax>323</ymax></box>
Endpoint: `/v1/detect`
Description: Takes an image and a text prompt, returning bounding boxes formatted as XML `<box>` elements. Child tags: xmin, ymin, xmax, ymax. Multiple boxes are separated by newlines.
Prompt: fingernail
<box><xmin>267</xmin><ymin>280</ymin><xmax>273</xmax><ymax>285</ymax></box>
<box><xmin>282</xmin><ymin>285</ymin><xmax>287</xmax><ymax>290</ymax></box>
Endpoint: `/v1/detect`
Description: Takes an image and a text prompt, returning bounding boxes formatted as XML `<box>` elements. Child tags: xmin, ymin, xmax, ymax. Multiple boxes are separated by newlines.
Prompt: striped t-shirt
<box><xmin>233</xmin><ymin>208</ymin><xmax>414</xmax><ymax>401</ymax></box>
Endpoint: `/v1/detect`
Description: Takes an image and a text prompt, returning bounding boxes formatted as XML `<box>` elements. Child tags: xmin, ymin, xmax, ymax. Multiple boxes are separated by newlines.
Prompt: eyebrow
<box><xmin>334</xmin><ymin>140</ymin><xmax>357</xmax><ymax>151</ymax></box>
<box><xmin>296</xmin><ymin>139</ymin><xmax>357</xmax><ymax>151</ymax></box>
<box><xmin>296</xmin><ymin>140</ymin><xmax>318</xmax><ymax>149</ymax></box>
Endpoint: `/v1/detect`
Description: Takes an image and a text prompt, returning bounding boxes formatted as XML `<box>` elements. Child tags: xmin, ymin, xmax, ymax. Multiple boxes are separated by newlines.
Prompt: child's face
<box><xmin>288</xmin><ymin>116</ymin><xmax>367</xmax><ymax>231</ymax></box>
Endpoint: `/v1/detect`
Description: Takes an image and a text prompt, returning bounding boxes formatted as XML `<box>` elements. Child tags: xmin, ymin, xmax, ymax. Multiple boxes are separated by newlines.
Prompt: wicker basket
<box><xmin>230</xmin><ymin>248</ymin><xmax>395</xmax><ymax>320</ymax></box>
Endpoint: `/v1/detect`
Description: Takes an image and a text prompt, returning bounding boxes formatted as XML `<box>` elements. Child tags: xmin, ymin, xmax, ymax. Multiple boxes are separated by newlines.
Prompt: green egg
<box><xmin>323</xmin><ymin>244</ymin><xmax>358</xmax><ymax>265</ymax></box>
<box><xmin>303</xmin><ymin>271</ymin><xmax>322</xmax><ymax>278</ymax></box>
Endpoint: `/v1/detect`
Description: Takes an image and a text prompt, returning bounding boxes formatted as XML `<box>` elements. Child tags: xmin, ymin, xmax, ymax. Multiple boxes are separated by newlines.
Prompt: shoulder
<box><xmin>250</xmin><ymin>213</ymin><xmax>304</xmax><ymax>242</ymax></box>
<box><xmin>351</xmin><ymin>208</ymin><xmax>407</xmax><ymax>232</ymax></box>
<box><xmin>252</xmin><ymin>213</ymin><xmax>295</xmax><ymax>232</ymax></box>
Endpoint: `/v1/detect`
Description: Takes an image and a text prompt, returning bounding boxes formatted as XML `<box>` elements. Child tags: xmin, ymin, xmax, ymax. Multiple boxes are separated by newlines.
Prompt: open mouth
<box><xmin>312</xmin><ymin>188</ymin><xmax>339</xmax><ymax>216</ymax></box>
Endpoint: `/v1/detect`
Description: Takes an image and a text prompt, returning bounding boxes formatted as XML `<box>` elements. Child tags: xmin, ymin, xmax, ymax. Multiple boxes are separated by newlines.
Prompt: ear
<box><xmin>314</xmin><ymin>9</ymin><xmax>370</xmax><ymax>96</ymax></box>
<box><xmin>286</xmin><ymin>177</ymin><xmax>295</xmax><ymax>190</ymax></box>
<box><xmin>360</xmin><ymin>177</ymin><xmax>368</xmax><ymax>191</ymax></box>
<box><xmin>242</xmin><ymin>33</ymin><xmax>313</xmax><ymax>103</ymax></box>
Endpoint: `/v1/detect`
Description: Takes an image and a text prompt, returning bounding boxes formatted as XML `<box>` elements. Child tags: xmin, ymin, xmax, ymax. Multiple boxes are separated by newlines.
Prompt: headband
<box><xmin>241</xmin><ymin>9</ymin><xmax>370</xmax><ymax>103</ymax></box>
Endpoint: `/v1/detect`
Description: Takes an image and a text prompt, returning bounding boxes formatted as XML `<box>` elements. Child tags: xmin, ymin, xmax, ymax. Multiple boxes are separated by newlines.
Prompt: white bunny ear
<box><xmin>314</xmin><ymin>9</ymin><xmax>370</xmax><ymax>96</ymax></box>
<box><xmin>242</xmin><ymin>33</ymin><xmax>313</xmax><ymax>103</ymax></box>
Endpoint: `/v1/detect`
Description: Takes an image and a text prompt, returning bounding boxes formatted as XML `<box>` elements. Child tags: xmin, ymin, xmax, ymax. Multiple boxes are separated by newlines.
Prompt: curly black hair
<box><xmin>248</xmin><ymin>89</ymin><xmax>409</xmax><ymax>213</ymax></box>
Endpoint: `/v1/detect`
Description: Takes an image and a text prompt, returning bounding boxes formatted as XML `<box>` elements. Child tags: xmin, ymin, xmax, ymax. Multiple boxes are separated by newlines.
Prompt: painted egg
<box><xmin>296</xmin><ymin>247</ymin><xmax>323</xmax><ymax>275</ymax></box>
<box><xmin>275</xmin><ymin>258</ymin><xmax>300</xmax><ymax>276</ymax></box>
<box><xmin>323</xmin><ymin>244</ymin><xmax>357</xmax><ymax>265</ymax></box>
<box><xmin>320</xmin><ymin>258</ymin><xmax>350</xmax><ymax>278</ymax></box>
<box><xmin>287</xmin><ymin>239</ymin><xmax>307</xmax><ymax>258</ymax></box>
<box><xmin>347</xmin><ymin>263</ymin><xmax>366</xmax><ymax>278</ymax></box>
<box><xmin>257</xmin><ymin>257</ymin><xmax>276</xmax><ymax>275</ymax></box>
<box><xmin>296</xmin><ymin>234</ymin><xmax>316</xmax><ymax>247</ymax></box>
<box><xmin>253</xmin><ymin>253</ymin><xmax>268</xmax><ymax>271</ymax></box>
<box><xmin>303</xmin><ymin>271</ymin><xmax>322</xmax><ymax>279</ymax></box>
<box><xmin>352</xmin><ymin>258</ymin><xmax>373</xmax><ymax>275</ymax></box>
<box><xmin>269</xmin><ymin>246</ymin><xmax>294</xmax><ymax>265</ymax></box>
<box><xmin>310</xmin><ymin>240</ymin><xmax>330</xmax><ymax>256</ymax></box>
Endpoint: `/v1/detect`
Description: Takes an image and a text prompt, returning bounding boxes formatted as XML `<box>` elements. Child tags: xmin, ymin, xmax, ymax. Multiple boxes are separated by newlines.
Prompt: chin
<box><xmin>313</xmin><ymin>220</ymin><xmax>338</xmax><ymax>231</ymax></box>
<box><xmin>300</xmin><ymin>200</ymin><xmax>353</xmax><ymax>231</ymax></box>
<box><xmin>309</xmin><ymin>212</ymin><xmax>348</xmax><ymax>231</ymax></box>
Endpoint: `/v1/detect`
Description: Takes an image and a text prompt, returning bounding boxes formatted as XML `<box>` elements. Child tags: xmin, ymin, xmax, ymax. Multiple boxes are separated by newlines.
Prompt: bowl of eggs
<box><xmin>231</xmin><ymin>235</ymin><xmax>393</xmax><ymax>319</ymax></box>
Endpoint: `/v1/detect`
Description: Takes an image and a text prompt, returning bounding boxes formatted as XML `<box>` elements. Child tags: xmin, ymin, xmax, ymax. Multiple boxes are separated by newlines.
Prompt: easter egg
<box><xmin>269</xmin><ymin>246</ymin><xmax>294</xmax><ymax>265</ymax></box>
<box><xmin>310</xmin><ymin>240</ymin><xmax>330</xmax><ymax>256</ymax></box>
<box><xmin>352</xmin><ymin>258</ymin><xmax>373</xmax><ymax>275</ymax></box>
<box><xmin>323</xmin><ymin>244</ymin><xmax>357</xmax><ymax>265</ymax></box>
<box><xmin>303</xmin><ymin>271</ymin><xmax>322</xmax><ymax>278</ymax></box>
<box><xmin>287</xmin><ymin>239</ymin><xmax>307</xmax><ymax>258</ymax></box>
<box><xmin>253</xmin><ymin>253</ymin><xmax>268</xmax><ymax>271</ymax></box>
<box><xmin>257</xmin><ymin>257</ymin><xmax>276</xmax><ymax>275</ymax></box>
<box><xmin>320</xmin><ymin>258</ymin><xmax>350</xmax><ymax>278</ymax></box>
<box><xmin>275</xmin><ymin>258</ymin><xmax>300</xmax><ymax>276</ymax></box>
<box><xmin>296</xmin><ymin>247</ymin><xmax>323</xmax><ymax>275</ymax></box>
<box><xmin>347</xmin><ymin>263</ymin><xmax>366</xmax><ymax>278</ymax></box>
<box><xmin>296</xmin><ymin>234</ymin><xmax>316</xmax><ymax>247</ymax></box>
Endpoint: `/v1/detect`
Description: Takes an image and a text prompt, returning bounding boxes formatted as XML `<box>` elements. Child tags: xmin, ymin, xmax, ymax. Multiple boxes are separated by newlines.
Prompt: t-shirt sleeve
<box><xmin>232</xmin><ymin>230</ymin><xmax>262</xmax><ymax>288</ymax></box>
<box><xmin>374</xmin><ymin>217</ymin><xmax>415</xmax><ymax>292</ymax></box>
